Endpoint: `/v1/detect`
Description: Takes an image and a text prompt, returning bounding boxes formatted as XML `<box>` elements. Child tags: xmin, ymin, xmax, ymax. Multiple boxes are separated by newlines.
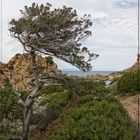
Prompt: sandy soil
<box><xmin>118</xmin><ymin>94</ymin><xmax>140</xmax><ymax>123</ymax></box>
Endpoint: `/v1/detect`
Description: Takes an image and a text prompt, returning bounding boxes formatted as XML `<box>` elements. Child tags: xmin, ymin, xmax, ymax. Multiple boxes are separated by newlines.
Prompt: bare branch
<box><xmin>18</xmin><ymin>98</ymin><xmax>26</xmax><ymax>107</ymax></box>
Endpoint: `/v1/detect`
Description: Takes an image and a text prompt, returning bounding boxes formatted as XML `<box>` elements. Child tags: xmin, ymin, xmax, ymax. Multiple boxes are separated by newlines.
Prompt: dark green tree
<box><xmin>0</xmin><ymin>88</ymin><xmax>22</xmax><ymax>123</ymax></box>
<box><xmin>9</xmin><ymin>3</ymin><xmax>98</xmax><ymax>140</ymax></box>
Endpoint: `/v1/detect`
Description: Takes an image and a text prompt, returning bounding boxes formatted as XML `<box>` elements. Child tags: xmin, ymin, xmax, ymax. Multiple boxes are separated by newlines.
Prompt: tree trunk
<box><xmin>21</xmin><ymin>51</ymin><xmax>40</xmax><ymax>140</ymax></box>
<box><xmin>22</xmin><ymin>104</ymin><xmax>33</xmax><ymax>140</ymax></box>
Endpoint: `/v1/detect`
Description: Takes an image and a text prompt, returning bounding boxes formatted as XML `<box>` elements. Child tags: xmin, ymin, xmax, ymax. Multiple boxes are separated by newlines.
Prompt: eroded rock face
<box><xmin>0</xmin><ymin>53</ymin><xmax>61</xmax><ymax>90</ymax></box>
<box><xmin>126</xmin><ymin>54</ymin><xmax>140</xmax><ymax>72</ymax></box>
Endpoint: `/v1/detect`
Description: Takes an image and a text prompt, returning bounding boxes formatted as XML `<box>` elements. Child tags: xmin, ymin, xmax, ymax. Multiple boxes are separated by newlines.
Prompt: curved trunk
<box><xmin>22</xmin><ymin>105</ymin><xmax>33</xmax><ymax>140</ymax></box>
<box><xmin>21</xmin><ymin>51</ymin><xmax>41</xmax><ymax>140</ymax></box>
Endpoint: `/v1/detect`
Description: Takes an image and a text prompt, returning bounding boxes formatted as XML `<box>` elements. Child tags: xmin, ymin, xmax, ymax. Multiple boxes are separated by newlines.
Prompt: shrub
<box><xmin>117</xmin><ymin>70</ymin><xmax>140</xmax><ymax>95</ymax></box>
<box><xmin>40</xmin><ymin>85</ymin><xmax>65</xmax><ymax>95</ymax></box>
<box><xmin>39</xmin><ymin>92</ymin><xmax>76</xmax><ymax>109</ymax></box>
<box><xmin>0</xmin><ymin>88</ymin><xmax>22</xmax><ymax>122</ymax></box>
<box><xmin>0</xmin><ymin>88</ymin><xmax>25</xmax><ymax>138</ymax></box>
<box><xmin>33</xmin><ymin>95</ymin><xmax>135</xmax><ymax>140</ymax></box>
<box><xmin>40</xmin><ymin>78</ymin><xmax>106</xmax><ymax>97</ymax></box>
<box><xmin>39</xmin><ymin>78</ymin><xmax>106</xmax><ymax>112</ymax></box>
<box><xmin>65</xmin><ymin>77</ymin><xmax>106</xmax><ymax>96</ymax></box>
<box><xmin>46</xmin><ymin>56</ymin><xmax>54</xmax><ymax>65</ymax></box>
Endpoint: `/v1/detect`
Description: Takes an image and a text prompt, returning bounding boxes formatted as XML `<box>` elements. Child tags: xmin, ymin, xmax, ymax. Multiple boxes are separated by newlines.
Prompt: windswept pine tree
<box><xmin>9</xmin><ymin>3</ymin><xmax>98</xmax><ymax>140</ymax></box>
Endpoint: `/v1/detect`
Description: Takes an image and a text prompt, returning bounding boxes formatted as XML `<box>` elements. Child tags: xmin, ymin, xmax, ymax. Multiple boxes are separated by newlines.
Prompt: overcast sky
<box><xmin>0</xmin><ymin>0</ymin><xmax>138</xmax><ymax>71</ymax></box>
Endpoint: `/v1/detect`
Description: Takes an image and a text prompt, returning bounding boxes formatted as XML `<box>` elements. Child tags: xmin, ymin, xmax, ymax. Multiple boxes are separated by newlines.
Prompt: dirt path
<box><xmin>118</xmin><ymin>94</ymin><xmax>140</xmax><ymax>123</ymax></box>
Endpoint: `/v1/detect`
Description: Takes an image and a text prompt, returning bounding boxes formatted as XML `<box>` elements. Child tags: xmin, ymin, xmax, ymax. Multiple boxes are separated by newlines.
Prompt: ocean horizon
<box><xmin>62</xmin><ymin>71</ymin><xmax>121</xmax><ymax>77</ymax></box>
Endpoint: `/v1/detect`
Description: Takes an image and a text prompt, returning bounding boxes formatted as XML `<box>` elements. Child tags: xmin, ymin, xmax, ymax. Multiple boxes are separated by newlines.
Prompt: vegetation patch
<box><xmin>117</xmin><ymin>70</ymin><xmax>140</xmax><ymax>95</ymax></box>
<box><xmin>32</xmin><ymin>95</ymin><xmax>135</xmax><ymax>140</ymax></box>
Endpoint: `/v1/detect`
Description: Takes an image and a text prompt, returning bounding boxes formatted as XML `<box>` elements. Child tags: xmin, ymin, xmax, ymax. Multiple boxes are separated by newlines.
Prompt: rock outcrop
<box><xmin>86</xmin><ymin>54</ymin><xmax>140</xmax><ymax>82</ymax></box>
<box><xmin>0</xmin><ymin>53</ymin><xmax>61</xmax><ymax>90</ymax></box>
<box><xmin>126</xmin><ymin>54</ymin><xmax>140</xmax><ymax>72</ymax></box>
<box><xmin>85</xmin><ymin>72</ymin><xmax>122</xmax><ymax>83</ymax></box>
<box><xmin>86</xmin><ymin>74</ymin><xmax>109</xmax><ymax>81</ymax></box>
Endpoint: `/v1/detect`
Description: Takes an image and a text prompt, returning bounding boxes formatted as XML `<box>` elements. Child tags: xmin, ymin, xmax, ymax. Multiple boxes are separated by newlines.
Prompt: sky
<box><xmin>0</xmin><ymin>0</ymin><xmax>138</xmax><ymax>71</ymax></box>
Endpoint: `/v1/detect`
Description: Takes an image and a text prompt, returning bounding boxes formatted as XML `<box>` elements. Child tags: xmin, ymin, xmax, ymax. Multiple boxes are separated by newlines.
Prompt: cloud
<box><xmin>115</xmin><ymin>0</ymin><xmax>138</xmax><ymax>9</ymax></box>
<box><xmin>0</xmin><ymin>0</ymin><xmax>138</xmax><ymax>71</ymax></box>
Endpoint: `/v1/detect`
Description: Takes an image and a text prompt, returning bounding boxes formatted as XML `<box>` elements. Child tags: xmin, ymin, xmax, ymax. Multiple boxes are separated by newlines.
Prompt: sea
<box><xmin>62</xmin><ymin>71</ymin><xmax>116</xmax><ymax>77</ymax></box>
<box><xmin>62</xmin><ymin>71</ymin><xmax>118</xmax><ymax>85</ymax></box>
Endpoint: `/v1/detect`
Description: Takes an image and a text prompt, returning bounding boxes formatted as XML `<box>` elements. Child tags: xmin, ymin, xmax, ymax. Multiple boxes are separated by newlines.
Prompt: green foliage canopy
<box><xmin>9</xmin><ymin>3</ymin><xmax>98</xmax><ymax>71</ymax></box>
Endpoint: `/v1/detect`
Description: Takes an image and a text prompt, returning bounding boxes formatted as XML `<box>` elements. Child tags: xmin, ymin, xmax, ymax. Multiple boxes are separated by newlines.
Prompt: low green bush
<box><xmin>40</xmin><ymin>77</ymin><xmax>106</xmax><ymax>97</ymax></box>
<box><xmin>64</xmin><ymin>77</ymin><xmax>106</xmax><ymax>96</ymax></box>
<box><xmin>117</xmin><ymin>70</ymin><xmax>140</xmax><ymax>95</ymax></box>
<box><xmin>39</xmin><ymin>92</ymin><xmax>76</xmax><ymax>109</ymax></box>
<box><xmin>0</xmin><ymin>88</ymin><xmax>25</xmax><ymax>138</ymax></box>
<box><xmin>46</xmin><ymin>56</ymin><xmax>54</xmax><ymax>64</ymax></box>
<box><xmin>39</xmin><ymin>78</ymin><xmax>106</xmax><ymax>109</ymax></box>
<box><xmin>0</xmin><ymin>88</ymin><xmax>22</xmax><ymax>122</ymax></box>
<box><xmin>0</xmin><ymin>133</ymin><xmax>14</xmax><ymax>140</ymax></box>
<box><xmin>34</xmin><ymin>95</ymin><xmax>135</xmax><ymax>140</ymax></box>
<box><xmin>40</xmin><ymin>85</ymin><xmax>65</xmax><ymax>95</ymax></box>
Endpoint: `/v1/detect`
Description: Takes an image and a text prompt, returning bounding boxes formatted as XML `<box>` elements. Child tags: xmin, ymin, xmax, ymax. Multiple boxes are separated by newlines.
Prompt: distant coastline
<box><xmin>62</xmin><ymin>71</ymin><xmax>121</xmax><ymax>77</ymax></box>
